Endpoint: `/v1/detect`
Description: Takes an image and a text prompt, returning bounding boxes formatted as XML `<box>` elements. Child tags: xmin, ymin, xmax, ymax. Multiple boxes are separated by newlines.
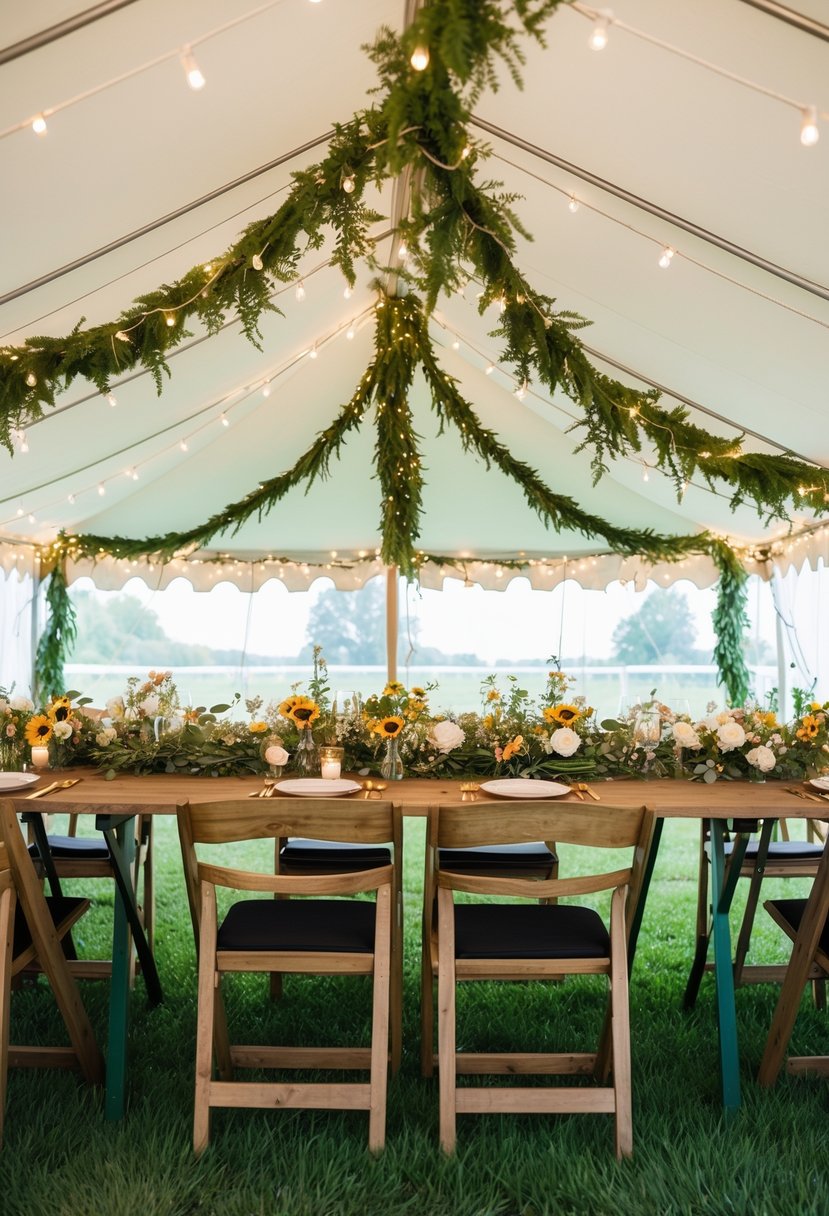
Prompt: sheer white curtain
<box><xmin>0</xmin><ymin>566</ymin><xmax>35</xmax><ymax>696</ymax></box>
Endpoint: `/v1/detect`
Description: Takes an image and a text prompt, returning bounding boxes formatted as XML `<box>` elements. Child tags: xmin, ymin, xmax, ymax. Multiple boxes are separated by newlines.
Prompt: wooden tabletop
<box><xmin>6</xmin><ymin>767</ymin><xmax>827</xmax><ymax>819</ymax></box>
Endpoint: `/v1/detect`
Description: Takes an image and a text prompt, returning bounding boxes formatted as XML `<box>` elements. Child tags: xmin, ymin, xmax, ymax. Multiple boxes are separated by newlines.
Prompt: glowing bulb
<box><xmin>220</xmin><ymin>413</ymin><xmax>230</xmax><ymax>427</ymax></box>
<box><xmin>98</xmin><ymin>483</ymin><xmax>106</xmax><ymax>496</ymax></box>
<box><xmin>485</xmin><ymin>363</ymin><xmax>494</xmax><ymax>375</ymax></box>
<box><xmin>515</xmin><ymin>381</ymin><xmax>527</xmax><ymax>401</ymax></box>
<box><xmin>180</xmin><ymin>47</ymin><xmax>206</xmax><ymax>90</ymax></box>
<box><xmin>131</xmin><ymin>469</ymin><xmax>139</xmax><ymax>481</ymax></box>
<box><xmin>262</xmin><ymin>381</ymin><xmax>271</xmax><ymax>397</ymax></box>
<box><xmin>308</xmin><ymin>345</ymin><xmax>318</xmax><ymax>359</ymax></box>
<box><xmin>410</xmin><ymin>45</ymin><xmax>430</xmax><ymax>71</ymax></box>
<box><xmin>397</xmin><ymin>241</ymin><xmax>407</xmax><ymax>258</ymax></box>
<box><xmin>342</xmin><ymin>175</ymin><xmax>356</xmax><ymax>194</ymax></box>
<box><xmin>203</xmin><ymin>263</ymin><xmax>213</xmax><ymax>275</ymax></box>
<box><xmin>343</xmin><ymin>284</ymin><xmax>353</xmax><ymax>299</ymax></box>
<box><xmin>589</xmin><ymin>13</ymin><xmax>611</xmax><ymax>50</ymax></box>
<box><xmin>346</xmin><ymin>325</ymin><xmax>355</xmax><ymax>340</ymax></box>
<box><xmin>642</xmin><ymin>466</ymin><xmax>650</xmax><ymax>482</ymax></box>
<box><xmin>19</xmin><ymin>433</ymin><xmax>29</xmax><ymax>453</ymax></box>
<box><xmin>251</xmin><ymin>253</ymin><xmax>263</xmax><ymax>270</ymax></box>
<box><xmin>165</xmin><ymin>313</ymin><xmax>176</xmax><ymax>327</ymax></box>
<box><xmin>179</xmin><ymin>440</ymin><xmax>189</xmax><ymax>452</ymax></box>
<box><xmin>499</xmin><ymin>297</ymin><xmax>506</xmax><ymax>313</ymax></box>
<box><xmin>106</xmin><ymin>393</ymin><xmax>117</xmax><ymax>407</ymax></box>
<box><xmin>32</xmin><ymin>113</ymin><xmax>47</xmax><ymax>136</ymax></box>
<box><xmin>295</xmin><ymin>280</ymin><xmax>306</xmax><ymax>302</ymax></box>
<box><xmin>16</xmin><ymin>508</ymin><xmax>23</xmax><ymax>517</ymax></box>
<box><xmin>27</xmin><ymin>513</ymin><xmax>36</xmax><ymax>524</ymax></box>
<box><xmin>800</xmin><ymin>105</ymin><xmax>819</xmax><ymax>147</ymax></box>
<box><xmin>658</xmin><ymin>246</ymin><xmax>674</xmax><ymax>269</ymax></box>
<box><xmin>25</xmin><ymin>371</ymin><xmax>37</xmax><ymax>387</ymax></box>
<box><xmin>568</xmin><ymin>194</ymin><xmax>579</xmax><ymax>213</ymax></box>
<box><xmin>67</xmin><ymin>493</ymin><xmax>76</xmax><ymax>505</ymax></box>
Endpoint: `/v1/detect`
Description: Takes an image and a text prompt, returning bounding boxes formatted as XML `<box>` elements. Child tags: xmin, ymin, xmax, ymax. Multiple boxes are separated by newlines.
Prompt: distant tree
<box><xmin>69</xmin><ymin>591</ymin><xmax>244</xmax><ymax>666</ymax></box>
<box><xmin>304</xmin><ymin>581</ymin><xmax>410</xmax><ymax>665</ymax></box>
<box><xmin>611</xmin><ymin>588</ymin><xmax>703</xmax><ymax>665</ymax></box>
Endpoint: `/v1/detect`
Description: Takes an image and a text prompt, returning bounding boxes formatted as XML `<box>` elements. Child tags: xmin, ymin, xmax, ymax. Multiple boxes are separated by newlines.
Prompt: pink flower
<box><xmin>5</xmin><ymin>723</ymin><xmax>15</xmax><ymax>737</ymax></box>
<box><xmin>494</xmin><ymin>745</ymin><xmax>503</xmax><ymax>763</ymax></box>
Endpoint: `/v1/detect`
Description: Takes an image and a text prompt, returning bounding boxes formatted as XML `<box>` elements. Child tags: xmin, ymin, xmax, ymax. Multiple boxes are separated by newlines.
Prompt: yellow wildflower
<box><xmin>486</xmin><ymin>689</ymin><xmax>501</xmax><ymax>702</ymax></box>
<box><xmin>248</xmin><ymin>721</ymin><xmax>268</xmax><ymax>734</ymax></box>
<box><xmin>502</xmin><ymin>734</ymin><xmax>524</xmax><ymax>762</ymax></box>
<box><xmin>25</xmin><ymin>715</ymin><xmax>53</xmax><ymax>745</ymax></box>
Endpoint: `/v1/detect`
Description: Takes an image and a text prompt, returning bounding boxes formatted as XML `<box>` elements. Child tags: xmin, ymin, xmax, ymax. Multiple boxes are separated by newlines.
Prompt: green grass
<box><xmin>3</xmin><ymin>816</ymin><xmax>829</xmax><ymax>1216</ymax></box>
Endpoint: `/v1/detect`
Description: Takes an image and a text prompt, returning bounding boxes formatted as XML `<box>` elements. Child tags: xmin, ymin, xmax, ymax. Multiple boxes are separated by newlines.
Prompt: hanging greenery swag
<box><xmin>5</xmin><ymin>0</ymin><xmax>787</xmax><ymax>703</ymax></box>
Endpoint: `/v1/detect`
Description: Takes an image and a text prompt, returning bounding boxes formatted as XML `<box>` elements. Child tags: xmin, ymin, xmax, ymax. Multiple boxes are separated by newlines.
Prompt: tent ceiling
<box><xmin>1</xmin><ymin>0</ymin><xmax>828</xmax><ymax>589</ymax></box>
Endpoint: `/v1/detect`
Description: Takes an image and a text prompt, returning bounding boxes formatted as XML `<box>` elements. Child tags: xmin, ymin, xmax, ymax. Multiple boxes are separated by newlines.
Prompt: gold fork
<box><xmin>578</xmin><ymin>783</ymin><xmax>601</xmax><ymax>802</ymax></box>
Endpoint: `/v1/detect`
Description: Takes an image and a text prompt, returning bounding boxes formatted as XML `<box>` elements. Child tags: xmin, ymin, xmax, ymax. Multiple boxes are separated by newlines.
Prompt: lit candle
<box><xmin>320</xmin><ymin>758</ymin><xmax>341</xmax><ymax>780</ymax></box>
<box><xmin>31</xmin><ymin>745</ymin><xmax>50</xmax><ymax>768</ymax></box>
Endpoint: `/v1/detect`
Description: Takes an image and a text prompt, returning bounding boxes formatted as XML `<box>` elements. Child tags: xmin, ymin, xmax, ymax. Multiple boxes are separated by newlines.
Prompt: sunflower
<box><xmin>288</xmin><ymin>696</ymin><xmax>319</xmax><ymax>727</ymax></box>
<box><xmin>47</xmin><ymin>695</ymin><xmax>72</xmax><ymax>723</ymax></box>
<box><xmin>377</xmin><ymin>716</ymin><xmax>404</xmax><ymax>738</ymax></box>
<box><xmin>486</xmin><ymin>689</ymin><xmax>501</xmax><ymax>703</ymax></box>
<box><xmin>548</xmin><ymin>704</ymin><xmax>581</xmax><ymax>725</ymax></box>
<box><xmin>411</xmin><ymin>686</ymin><xmax>426</xmax><ymax>698</ymax></box>
<box><xmin>382</xmin><ymin>681</ymin><xmax>404</xmax><ymax>697</ymax></box>
<box><xmin>278</xmin><ymin>696</ymin><xmax>300</xmax><ymax>719</ymax></box>
<box><xmin>248</xmin><ymin>721</ymin><xmax>268</xmax><ymax>734</ymax></box>
<box><xmin>796</xmin><ymin>715</ymin><xmax>820</xmax><ymax>740</ymax></box>
<box><xmin>25</xmin><ymin>715</ymin><xmax>53</xmax><ymax>745</ymax></box>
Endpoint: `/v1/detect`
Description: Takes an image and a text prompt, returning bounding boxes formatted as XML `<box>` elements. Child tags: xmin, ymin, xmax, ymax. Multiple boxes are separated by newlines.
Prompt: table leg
<box><xmin>101</xmin><ymin>821</ymin><xmax>162</xmax><ymax>1006</ymax></box>
<box><xmin>627</xmin><ymin>815</ymin><xmax>663</xmax><ymax>970</ymax></box>
<box><xmin>709</xmin><ymin>818</ymin><xmax>743</xmax><ymax>1112</ymax></box>
<box><xmin>104</xmin><ymin>820</ymin><xmax>134</xmax><ymax>1121</ymax></box>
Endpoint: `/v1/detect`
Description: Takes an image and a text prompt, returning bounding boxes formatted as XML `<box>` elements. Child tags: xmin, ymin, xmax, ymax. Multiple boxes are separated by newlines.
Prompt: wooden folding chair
<box><xmin>684</xmin><ymin>817</ymin><xmax>826</xmax><ymax>1009</ymax></box>
<box><xmin>425</xmin><ymin>800</ymin><xmax>655</xmax><ymax>1160</ymax></box>
<box><xmin>177</xmin><ymin>797</ymin><xmax>400</xmax><ymax>1155</ymax></box>
<box><xmin>0</xmin><ymin>799</ymin><xmax>104</xmax><ymax>1149</ymax></box>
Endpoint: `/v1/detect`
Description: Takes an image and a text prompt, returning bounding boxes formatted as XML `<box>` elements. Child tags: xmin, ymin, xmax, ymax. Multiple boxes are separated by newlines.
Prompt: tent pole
<box><xmin>29</xmin><ymin>555</ymin><xmax>41</xmax><ymax>698</ymax></box>
<box><xmin>772</xmin><ymin>568</ymin><xmax>788</xmax><ymax>719</ymax></box>
<box><xmin>386</xmin><ymin>566</ymin><xmax>399</xmax><ymax>685</ymax></box>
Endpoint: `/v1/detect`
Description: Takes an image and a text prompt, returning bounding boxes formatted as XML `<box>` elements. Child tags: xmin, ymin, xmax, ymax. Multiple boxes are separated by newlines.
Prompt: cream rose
<box><xmin>746</xmin><ymin>745</ymin><xmax>776</xmax><ymax>772</ymax></box>
<box><xmin>265</xmin><ymin>744</ymin><xmax>289</xmax><ymax>767</ymax></box>
<box><xmin>547</xmin><ymin>726</ymin><xmax>580</xmax><ymax>757</ymax></box>
<box><xmin>96</xmin><ymin>726</ymin><xmax>117</xmax><ymax>747</ymax></box>
<box><xmin>106</xmin><ymin>696</ymin><xmax>125</xmax><ymax>720</ymax></box>
<box><xmin>10</xmin><ymin>695</ymin><xmax>33</xmax><ymax>712</ymax></box>
<box><xmin>139</xmin><ymin>694</ymin><xmax>160</xmax><ymax>716</ymax></box>
<box><xmin>717</xmin><ymin>720</ymin><xmax>746</xmax><ymax>751</ymax></box>
<box><xmin>428</xmin><ymin>720</ymin><xmax>465</xmax><ymax>754</ymax></box>
<box><xmin>672</xmin><ymin>721</ymin><xmax>702</xmax><ymax>750</ymax></box>
<box><xmin>53</xmin><ymin>720</ymin><xmax>73</xmax><ymax>740</ymax></box>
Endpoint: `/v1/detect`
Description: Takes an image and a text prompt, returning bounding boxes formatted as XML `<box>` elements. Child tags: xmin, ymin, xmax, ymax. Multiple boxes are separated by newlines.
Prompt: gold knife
<box><xmin>26</xmin><ymin>781</ymin><xmax>60</xmax><ymax>799</ymax></box>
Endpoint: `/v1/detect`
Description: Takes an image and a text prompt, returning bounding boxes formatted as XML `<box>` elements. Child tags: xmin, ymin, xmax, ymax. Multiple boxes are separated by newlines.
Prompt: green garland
<box><xmin>34</xmin><ymin>560</ymin><xmax>77</xmax><ymax>701</ymax></box>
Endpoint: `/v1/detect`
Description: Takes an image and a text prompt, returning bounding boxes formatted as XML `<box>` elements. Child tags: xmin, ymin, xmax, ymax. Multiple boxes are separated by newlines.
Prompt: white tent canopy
<box><xmin>1</xmin><ymin>0</ymin><xmax>828</xmax><ymax>594</ymax></box>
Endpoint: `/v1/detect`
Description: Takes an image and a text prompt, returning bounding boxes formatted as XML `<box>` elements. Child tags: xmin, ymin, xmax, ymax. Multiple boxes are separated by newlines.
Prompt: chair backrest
<box><xmin>429</xmin><ymin>801</ymin><xmax>655</xmax><ymax>906</ymax></box>
<box><xmin>177</xmin><ymin>798</ymin><xmax>401</xmax><ymax>942</ymax></box>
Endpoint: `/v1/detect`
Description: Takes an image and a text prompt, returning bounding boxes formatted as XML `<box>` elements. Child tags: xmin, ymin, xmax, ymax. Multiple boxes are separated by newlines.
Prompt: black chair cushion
<box><xmin>12</xmin><ymin>895</ymin><xmax>88</xmax><ymax>960</ymax></box>
<box><xmin>453</xmin><ymin>903</ymin><xmax>610</xmax><ymax>960</ymax></box>
<box><xmin>279</xmin><ymin>839</ymin><xmax>391</xmax><ymax>872</ymax></box>
<box><xmin>217</xmin><ymin>898</ymin><xmax>376</xmax><ymax>953</ymax></box>
<box><xmin>766</xmin><ymin>898</ymin><xmax>829</xmax><ymax>956</ymax></box>
<box><xmin>29</xmin><ymin>834</ymin><xmax>111</xmax><ymax>860</ymax></box>
<box><xmin>714</xmin><ymin>840</ymin><xmax>825</xmax><ymax>861</ymax></box>
<box><xmin>439</xmin><ymin>842</ymin><xmax>556</xmax><ymax>874</ymax></box>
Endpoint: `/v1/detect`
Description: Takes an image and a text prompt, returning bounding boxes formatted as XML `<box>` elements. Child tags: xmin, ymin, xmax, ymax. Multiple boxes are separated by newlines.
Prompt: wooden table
<box><xmin>10</xmin><ymin>768</ymin><xmax>825</xmax><ymax>1118</ymax></box>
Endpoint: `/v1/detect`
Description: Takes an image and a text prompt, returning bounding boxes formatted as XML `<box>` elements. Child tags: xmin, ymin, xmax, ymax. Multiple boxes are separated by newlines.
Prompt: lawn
<box><xmin>2</xmin><ymin>814</ymin><xmax>828</xmax><ymax>1216</ymax></box>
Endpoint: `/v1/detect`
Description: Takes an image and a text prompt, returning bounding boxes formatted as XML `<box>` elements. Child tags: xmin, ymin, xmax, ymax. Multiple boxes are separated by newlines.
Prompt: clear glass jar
<box><xmin>380</xmin><ymin>736</ymin><xmax>404</xmax><ymax>781</ymax></box>
<box><xmin>294</xmin><ymin>726</ymin><xmax>320</xmax><ymax>777</ymax></box>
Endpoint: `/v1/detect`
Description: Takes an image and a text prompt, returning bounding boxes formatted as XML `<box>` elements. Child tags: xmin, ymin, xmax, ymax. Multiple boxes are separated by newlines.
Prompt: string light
<box><xmin>451</xmin><ymin>339</ymin><xmax>460</xmax><ymax>350</ymax></box>
<box><xmin>220</xmin><ymin>413</ymin><xmax>230</xmax><ymax>427</ymax></box>
<box><xmin>515</xmin><ymin>380</ymin><xmax>528</xmax><ymax>400</ymax></box>
<box><xmin>25</xmin><ymin>371</ymin><xmax>37</xmax><ymax>387</ymax></box>
<box><xmin>251</xmin><ymin>253</ymin><xmax>263</xmax><ymax>270</ymax></box>
<box><xmin>179</xmin><ymin>439</ymin><xmax>189</xmax><ymax>452</ymax></box>
<box><xmin>588</xmin><ymin>11</ymin><xmax>612</xmax><ymax>50</ymax></box>
<box><xmin>180</xmin><ymin>47</ymin><xmax>206</xmax><ymax>90</ymax></box>
<box><xmin>346</xmin><ymin>324</ymin><xmax>355</xmax><ymax>340</ymax></box>
<box><xmin>397</xmin><ymin>241</ymin><xmax>408</xmax><ymax>259</ymax></box>
<box><xmin>484</xmin><ymin>363</ymin><xmax>494</xmax><ymax>375</ymax></box>
<box><xmin>67</xmin><ymin>493</ymin><xmax>76</xmax><ymax>505</ymax></box>
<box><xmin>262</xmin><ymin>381</ymin><xmax>271</xmax><ymax>397</ymax></box>
<box><xmin>97</xmin><ymin>483</ymin><xmax>106</xmax><ymax>496</ymax></box>
<box><xmin>295</xmin><ymin>280</ymin><xmax>306</xmax><ymax>302</ymax></box>
<box><xmin>308</xmin><ymin>344</ymin><xmax>318</xmax><ymax>359</ymax></box>
<box><xmin>568</xmin><ymin>194</ymin><xmax>579</xmax><ymax>213</ymax></box>
<box><xmin>343</xmin><ymin>284</ymin><xmax>353</xmax><ymax>299</ymax></box>
<box><xmin>658</xmin><ymin>246</ymin><xmax>674</xmax><ymax>269</ymax></box>
<box><xmin>165</xmin><ymin>313</ymin><xmax>176</xmax><ymax>327</ymax></box>
<box><xmin>105</xmin><ymin>393</ymin><xmax>117</xmax><ymax>407</ymax></box>
<box><xmin>410</xmin><ymin>45</ymin><xmax>430</xmax><ymax>71</ymax></box>
<box><xmin>342</xmin><ymin>175</ymin><xmax>356</xmax><ymax>194</ymax></box>
<box><xmin>32</xmin><ymin>113</ymin><xmax>47</xmax><ymax>136</ymax></box>
<box><xmin>800</xmin><ymin>105</ymin><xmax>819</xmax><ymax>147</ymax></box>
<box><xmin>17</xmin><ymin>432</ymin><xmax>29</xmax><ymax>454</ymax></box>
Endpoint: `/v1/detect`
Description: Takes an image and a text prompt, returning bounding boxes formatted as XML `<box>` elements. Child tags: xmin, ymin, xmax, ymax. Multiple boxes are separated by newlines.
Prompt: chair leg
<box><xmin>437</xmin><ymin>887</ymin><xmax>456</xmax><ymax>1154</ymax></box>
<box><xmin>684</xmin><ymin>822</ymin><xmax>711</xmax><ymax>1010</ymax></box>
<box><xmin>389</xmin><ymin>883</ymin><xmax>403</xmax><ymax>1075</ymax></box>
<box><xmin>420</xmin><ymin>927</ymin><xmax>435</xmax><ymax>1078</ymax></box>
<box><xmin>194</xmin><ymin>884</ymin><xmax>218</xmax><ymax>1156</ymax></box>
<box><xmin>269</xmin><ymin>840</ymin><xmax>284</xmax><ymax>1002</ymax></box>
<box><xmin>0</xmin><ymin>885</ymin><xmax>14</xmax><ymax>1151</ymax></box>
<box><xmin>139</xmin><ymin>817</ymin><xmax>154</xmax><ymax>951</ymax></box>
<box><xmin>609</xmin><ymin>886</ymin><xmax>633</xmax><ymax>1160</ymax></box>
<box><xmin>368</xmin><ymin>885</ymin><xmax>392</xmax><ymax>1154</ymax></box>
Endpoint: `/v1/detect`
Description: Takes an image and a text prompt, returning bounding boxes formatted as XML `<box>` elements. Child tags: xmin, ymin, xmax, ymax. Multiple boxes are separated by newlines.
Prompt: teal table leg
<box><xmin>104</xmin><ymin>819</ymin><xmax>135</xmax><ymax>1121</ymax></box>
<box><xmin>709</xmin><ymin>818</ymin><xmax>742</xmax><ymax>1113</ymax></box>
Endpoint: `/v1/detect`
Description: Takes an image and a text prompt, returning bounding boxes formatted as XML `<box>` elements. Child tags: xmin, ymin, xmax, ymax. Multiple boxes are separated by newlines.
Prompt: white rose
<box><xmin>717</xmin><ymin>720</ymin><xmax>746</xmax><ymax>751</ymax></box>
<box><xmin>106</xmin><ymin>696</ymin><xmax>125</xmax><ymax>720</ymax></box>
<box><xmin>139</xmin><ymin>694</ymin><xmax>160</xmax><ymax>716</ymax></box>
<box><xmin>265</xmin><ymin>744</ymin><xmax>289</xmax><ymax>766</ymax></box>
<box><xmin>547</xmin><ymin>727</ymin><xmax>581</xmax><ymax>757</ymax></box>
<box><xmin>673</xmin><ymin>721</ymin><xmax>702</xmax><ymax>750</ymax></box>
<box><xmin>10</xmin><ymin>695</ymin><xmax>33</xmax><ymax>712</ymax></box>
<box><xmin>427</xmin><ymin>720</ymin><xmax>465</xmax><ymax>754</ymax></box>
<box><xmin>746</xmin><ymin>745</ymin><xmax>776</xmax><ymax>773</ymax></box>
<box><xmin>96</xmin><ymin>727</ymin><xmax>117</xmax><ymax>746</ymax></box>
<box><xmin>53</xmin><ymin>720</ymin><xmax>73</xmax><ymax>740</ymax></box>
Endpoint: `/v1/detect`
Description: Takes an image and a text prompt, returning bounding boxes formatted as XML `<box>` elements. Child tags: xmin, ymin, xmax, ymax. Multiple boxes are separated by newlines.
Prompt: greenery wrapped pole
<box><xmin>34</xmin><ymin>558</ymin><xmax>77</xmax><ymax>701</ymax></box>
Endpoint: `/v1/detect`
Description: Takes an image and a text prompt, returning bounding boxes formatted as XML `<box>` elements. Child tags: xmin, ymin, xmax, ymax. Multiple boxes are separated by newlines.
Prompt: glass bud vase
<box><xmin>380</xmin><ymin>736</ymin><xmax>404</xmax><ymax>781</ymax></box>
<box><xmin>294</xmin><ymin>726</ymin><xmax>320</xmax><ymax>777</ymax></box>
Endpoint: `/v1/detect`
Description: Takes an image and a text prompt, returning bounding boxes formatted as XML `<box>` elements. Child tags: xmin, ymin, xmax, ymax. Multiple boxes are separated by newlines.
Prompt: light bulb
<box><xmin>515</xmin><ymin>381</ymin><xmax>527</xmax><ymax>401</ymax></box>
<box><xmin>658</xmin><ymin>246</ymin><xmax>674</xmax><ymax>269</ymax></box>
<box><xmin>800</xmin><ymin>105</ymin><xmax>819</xmax><ymax>147</ymax></box>
<box><xmin>25</xmin><ymin>371</ymin><xmax>37</xmax><ymax>387</ymax></box>
<box><xmin>98</xmin><ymin>483</ymin><xmax>106</xmax><ymax>496</ymax></box>
<box><xmin>452</xmin><ymin>339</ymin><xmax>460</xmax><ymax>350</ymax></box>
<box><xmin>67</xmin><ymin>493</ymin><xmax>76</xmax><ymax>505</ymax></box>
<box><xmin>485</xmin><ymin>363</ymin><xmax>494</xmax><ymax>375</ymax></box>
<box><xmin>262</xmin><ymin>381</ymin><xmax>271</xmax><ymax>397</ymax></box>
<box><xmin>32</xmin><ymin>113</ymin><xmax>47</xmax><ymax>136</ymax></box>
<box><xmin>346</xmin><ymin>325</ymin><xmax>355</xmax><ymax>340</ymax></box>
<box><xmin>410</xmin><ymin>45</ymin><xmax>430</xmax><ymax>71</ymax></box>
<box><xmin>343</xmin><ymin>284</ymin><xmax>353</xmax><ymax>299</ymax></box>
<box><xmin>27</xmin><ymin>513</ymin><xmax>36</xmax><ymax>524</ymax></box>
<box><xmin>203</xmin><ymin>263</ymin><xmax>213</xmax><ymax>275</ymax></box>
<box><xmin>342</xmin><ymin>175</ymin><xmax>356</xmax><ymax>194</ymax></box>
<box><xmin>180</xmin><ymin>47</ymin><xmax>206</xmax><ymax>90</ymax></box>
<box><xmin>19</xmin><ymin>433</ymin><xmax>29</xmax><ymax>453</ymax></box>
<box><xmin>499</xmin><ymin>297</ymin><xmax>506</xmax><ymax>313</ymax></box>
<box><xmin>15</xmin><ymin>508</ymin><xmax>23</xmax><ymax>517</ymax></box>
<box><xmin>220</xmin><ymin>413</ymin><xmax>230</xmax><ymax>427</ymax></box>
<box><xmin>106</xmin><ymin>393</ymin><xmax>117</xmax><ymax>407</ymax></box>
<box><xmin>251</xmin><ymin>253</ymin><xmax>263</xmax><ymax>270</ymax></box>
<box><xmin>131</xmin><ymin>469</ymin><xmax>139</xmax><ymax>481</ymax></box>
<box><xmin>397</xmin><ymin>241</ymin><xmax>407</xmax><ymax>258</ymax></box>
<box><xmin>309</xmin><ymin>345</ymin><xmax>318</xmax><ymax>359</ymax></box>
<box><xmin>179</xmin><ymin>440</ymin><xmax>189</xmax><ymax>452</ymax></box>
<box><xmin>165</xmin><ymin>313</ymin><xmax>176</xmax><ymax>326</ymax></box>
<box><xmin>295</xmin><ymin>280</ymin><xmax>306</xmax><ymax>302</ymax></box>
<box><xmin>642</xmin><ymin>466</ymin><xmax>650</xmax><ymax>482</ymax></box>
<box><xmin>568</xmin><ymin>194</ymin><xmax>579</xmax><ymax>213</ymax></box>
<box><xmin>588</xmin><ymin>13</ymin><xmax>611</xmax><ymax>50</ymax></box>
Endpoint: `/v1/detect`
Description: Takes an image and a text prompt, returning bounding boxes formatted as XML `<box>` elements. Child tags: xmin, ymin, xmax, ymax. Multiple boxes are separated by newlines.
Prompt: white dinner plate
<box><xmin>274</xmin><ymin>778</ymin><xmax>362</xmax><ymax>797</ymax></box>
<box><xmin>479</xmin><ymin>778</ymin><xmax>571</xmax><ymax>799</ymax></box>
<box><xmin>0</xmin><ymin>772</ymin><xmax>40</xmax><ymax>792</ymax></box>
<box><xmin>808</xmin><ymin>777</ymin><xmax>829</xmax><ymax>792</ymax></box>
